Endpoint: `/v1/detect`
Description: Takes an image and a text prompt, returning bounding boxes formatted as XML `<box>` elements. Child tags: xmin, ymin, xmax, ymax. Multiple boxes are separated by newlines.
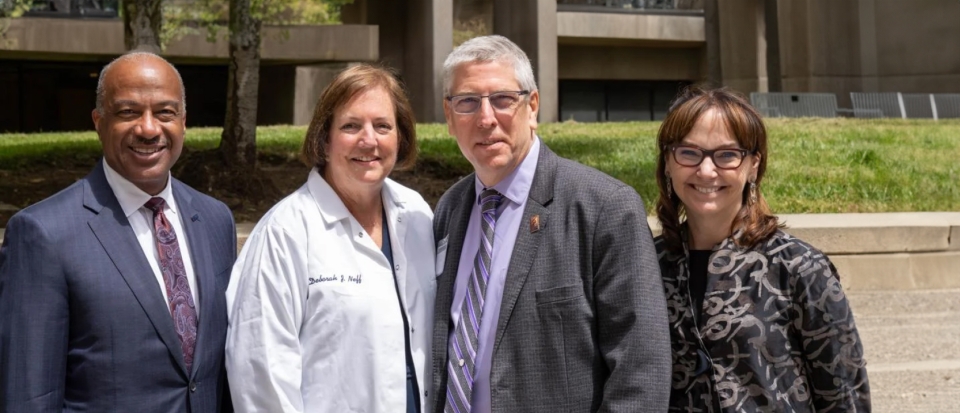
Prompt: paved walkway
<box><xmin>849</xmin><ymin>289</ymin><xmax>960</xmax><ymax>412</ymax></box>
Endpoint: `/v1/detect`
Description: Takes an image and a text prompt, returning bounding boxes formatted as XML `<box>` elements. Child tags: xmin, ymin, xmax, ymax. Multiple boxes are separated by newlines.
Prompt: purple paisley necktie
<box><xmin>145</xmin><ymin>197</ymin><xmax>198</xmax><ymax>372</ymax></box>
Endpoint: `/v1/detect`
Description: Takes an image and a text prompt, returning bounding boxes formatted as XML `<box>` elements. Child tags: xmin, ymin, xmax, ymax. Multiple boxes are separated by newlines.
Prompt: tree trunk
<box><xmin>122</xmin><ymin>0</ymin><xmax>162</xmax><ymax>53</ymax></box>
<box><xmin>219</xmin><ymin>0</ymin><xmax>261</xmax><ymax>170</ymax></box>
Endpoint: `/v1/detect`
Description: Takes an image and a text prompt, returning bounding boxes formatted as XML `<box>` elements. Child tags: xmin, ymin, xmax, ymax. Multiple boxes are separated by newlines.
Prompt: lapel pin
<box><xmin>529</xmin><ymin>215</ymin><xmax>541</xmax><ymax>233</ymax></box>
<box><xmin>191</xmin><ymin>214</ymin><xmax>200</xmax><ymax>222</ymax></box>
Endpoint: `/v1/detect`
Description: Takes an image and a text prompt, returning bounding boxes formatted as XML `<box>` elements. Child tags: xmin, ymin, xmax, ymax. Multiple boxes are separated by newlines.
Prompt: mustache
<box><xmin>134</xmin><ymin>136</ymin><xmax>167</xmax><ymax>145</ymax></box>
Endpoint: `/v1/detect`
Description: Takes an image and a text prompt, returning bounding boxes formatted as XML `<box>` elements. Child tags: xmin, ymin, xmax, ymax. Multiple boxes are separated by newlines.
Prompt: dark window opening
<box><xmin>559</xmin><ymin>79</ymin><xmax>691</xmax><ymax>122</ymax></box>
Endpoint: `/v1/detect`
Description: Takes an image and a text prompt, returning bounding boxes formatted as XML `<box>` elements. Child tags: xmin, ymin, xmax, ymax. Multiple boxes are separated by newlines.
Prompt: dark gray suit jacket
<box><xmin>432</xmin><ymin>144</ymin><xmax>671</xmax><ymax>412</ymax></box>
<box><xmin>0</xmin><ymin>162</ymin><xmax>236</xmax><ymax>413</ymax></box>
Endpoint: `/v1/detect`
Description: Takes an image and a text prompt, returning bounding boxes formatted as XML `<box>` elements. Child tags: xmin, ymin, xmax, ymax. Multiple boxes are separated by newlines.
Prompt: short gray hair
<box><xmin>95</xmin><ymin>51</ymin><xmax>186</xmax><ymax>115</ymax></box>
<box><xmin>441</xmin><ymin>35</ymin><xmax>538</xmax><ymax>96</ymax></box>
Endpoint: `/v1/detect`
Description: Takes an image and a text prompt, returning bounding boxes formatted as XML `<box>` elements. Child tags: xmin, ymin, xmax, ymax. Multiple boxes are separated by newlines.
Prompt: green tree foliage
<box><xmin>0</xmin><ymin>0</ymin><xmax>31</xmax><ymax>18</ymax></box>
<box><xmin>0</xmin><ymin>0</ymin><xmax>32</xmax><ymax>48</ymax></box>
<box><xmin>162</xmin><ymin>0</ymin><xmax>353</xmax><ymax>45</ymax></box>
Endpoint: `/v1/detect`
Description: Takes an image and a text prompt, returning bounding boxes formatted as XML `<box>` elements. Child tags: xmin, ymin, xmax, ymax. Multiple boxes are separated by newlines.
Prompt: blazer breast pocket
<box><xmin>535</xmin><ymin>285</ymin><xmax>584</xmax><ymax>306</ymax></box>
<box><xmin>435</xmin><ymin>235</ymin><xmax>449</xmax><ymax>278</ymax></box>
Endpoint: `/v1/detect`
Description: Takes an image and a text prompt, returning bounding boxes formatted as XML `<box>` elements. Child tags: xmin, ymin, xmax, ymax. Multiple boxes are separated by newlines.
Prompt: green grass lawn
<box><xmin>1</xmin><ymin>118</ymin><xmax>958</xmax><ymax>213</ymax></box>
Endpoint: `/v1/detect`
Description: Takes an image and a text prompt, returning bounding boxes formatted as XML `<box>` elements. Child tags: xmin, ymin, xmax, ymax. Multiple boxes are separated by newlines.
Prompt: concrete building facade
<box><xmin>0</xmin><ymin>15</ymin><xmax>378</xmax><ymax>132</ymax></box>
<box><xmin>2</xmin><ymin>0</ymin><xmax>959</xmax><ymax>131</ymax></box>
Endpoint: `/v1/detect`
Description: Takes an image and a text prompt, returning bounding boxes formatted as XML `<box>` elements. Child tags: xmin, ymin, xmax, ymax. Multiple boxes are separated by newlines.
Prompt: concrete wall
<box><xmin>404</xmin><ymin>0</ymin><xmax>453</xmax><ymax>124</ymax></box>
<box><xmin>553</xmin><ymin>9</ymin><xmax>706</xmax><ymax>120</ymax></box>
<box><xmin>872</xmin><ymin>0</ymin><xmax>960</xmax><ymax>92</ymax></box>
<box><xmin>554</xmin><ymin>10</ymin><xmax>705</xmax><ymax>84</ymax></box>
<box><xmin>643</xmin><ymin>212</ymin><xmax>960</xmax><ymax>291</ymax></box>
<box><xmin>778</xmin><ymin>0</ymin><xmax>878</xmax><ymax>107</ymax></box>
<box><xmin>342</xmin><ymin>0</ymin><xmax>451</xmax><ymax>123</ymax></box>
<box><xmin>0</xmin><ymin>17</ymin><xmax>378</xmax><ymax>63</ymax></box>
<box><xmin>778</xmin><ymin>213</ymin><xmax>960</xmax><ymax>291</ymax></box>
<box><xmin>558</xmin><ymin>44</ymin><xmax>702</xmax><ymax>81</ymax></box>
<box><xmin>777</xmin><ymin>0</ymin><xmax>960</xmax><ymax>107</ymax></box>
<box><xmin>0</xmin><ymin>18</ymin><xmax>378</xmax><ymax>131</ymax></box>
<box><xmin>494</xmin><ymin>0</ymin><xmax>559</xmax><ymax>122</ymax></box>
<box><xmin>716</xmin><ymin>0</ymin><xmax>765</xmax><ymax>94</ymax></box>
<box><xmin>556</xmin><ymin>0</ymin><xmax>960</xmax><ymax>107</ymax></box>
<box><xmin>556</xmin><ymin>11</ymin><xmax>703</xmax><ymax>44</ymax></box>
<box><xmin>293</xmin><ymin>63</ymin><xmax>354</xmax><ymax>126</ymax></box>
<box><xmin>7</xmin><ymin>1</ymin><xmax>960</xmax><ymax>125</ymax></box>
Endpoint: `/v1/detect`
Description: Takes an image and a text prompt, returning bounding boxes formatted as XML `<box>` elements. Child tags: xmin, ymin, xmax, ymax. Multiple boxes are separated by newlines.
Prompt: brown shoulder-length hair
<box><xmin>301</xmin><ymin>64</ymin><xmax>417</xmax><ymax>172</ymax></box>
<box><xmin>655</xmin><ymin>85</ymin><xmax>781</xmax><ymax>254</ymax></box>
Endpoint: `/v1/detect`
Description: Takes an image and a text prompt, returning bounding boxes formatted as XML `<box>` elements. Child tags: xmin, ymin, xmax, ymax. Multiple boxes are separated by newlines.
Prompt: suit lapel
<box><xmin>84</xmin><ymin>164</ymin><xmax>189</xmax><ymax>376</ymax></box>
<box><xmin>493</xmin><ymin>146</ymin><xmax>557</xmax><ymax>354</ymax></box>
<box><xmin>432</xmin><ymin>179</ymin><xmax>476</xmax><ymax>388</ymax></box>
<box><xmin>174</xmin><ymin>181</ymin><xmax>215</xmax><ymax>379</ymax></box>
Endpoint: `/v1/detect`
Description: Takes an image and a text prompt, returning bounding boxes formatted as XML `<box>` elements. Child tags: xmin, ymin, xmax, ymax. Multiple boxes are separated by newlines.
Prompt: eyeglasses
<box><xmin>670</xmin><ymin>145</ymin><xmax>750</xmax><ymax>170</ymax></box>
<box><xmin>445</xmin><ymin>90</ymin><xmax>530</xmax><ymax>115</ymax></box>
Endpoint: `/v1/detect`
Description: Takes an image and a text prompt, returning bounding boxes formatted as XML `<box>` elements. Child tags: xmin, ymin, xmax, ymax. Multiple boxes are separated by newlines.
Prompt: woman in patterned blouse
<box><xmin>653</xmin><ymin>86</ymin><xmax>870</xmax><ymax>412</ymax></box>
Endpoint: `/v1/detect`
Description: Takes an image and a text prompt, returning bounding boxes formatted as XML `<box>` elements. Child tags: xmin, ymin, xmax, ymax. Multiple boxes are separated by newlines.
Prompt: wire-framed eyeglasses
<box><xmin>445</xmin><ymin>90</ymin><xmax>530</xmax><ymax>115</ymax></box>
<box><xmin>670</xmin><ymin>145</ymin><xmax>751</xmax><ymax>169</ymax></box>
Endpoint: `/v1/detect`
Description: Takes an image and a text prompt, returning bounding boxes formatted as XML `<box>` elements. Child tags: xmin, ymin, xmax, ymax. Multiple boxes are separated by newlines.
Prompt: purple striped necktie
<box><xmin>145</xmin><ymin>197</ymin><xmax>198</xmax><ymax>373</ymax></box>
<box><xmin>446</xmin><ymin>188</ymin><xmax>503</xmax><ymax>413</ymax></box>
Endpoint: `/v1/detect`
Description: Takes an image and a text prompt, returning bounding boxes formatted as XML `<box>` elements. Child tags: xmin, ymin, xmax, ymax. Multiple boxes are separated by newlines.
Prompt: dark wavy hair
<box><xmin>655</xmin><ymin>85</ymin><xmax>781</xmax><ymax>254</ymax></box>
<box><xmin>301</xmin><ymin>64</ymin><xmax>417</xmax><ymax>172</ymax></box>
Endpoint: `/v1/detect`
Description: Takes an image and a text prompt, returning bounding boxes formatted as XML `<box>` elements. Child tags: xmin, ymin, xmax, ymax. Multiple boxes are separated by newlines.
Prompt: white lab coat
<box><xmin>225</xmin><ymin>168</ymin><xmax>436</xmax><ymax>413</ymax></box>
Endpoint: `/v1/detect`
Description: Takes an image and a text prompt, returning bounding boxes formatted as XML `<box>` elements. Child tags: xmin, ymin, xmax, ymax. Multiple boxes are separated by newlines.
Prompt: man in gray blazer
<box><xmin>432</xmin><ymin>35</ymin><xmax>671</xmax><ymax>413</ymax></box>
<box><xmin>0</xmin><ymin>52</ymin><xmax>236</xmax><ymax>412</ymax></box>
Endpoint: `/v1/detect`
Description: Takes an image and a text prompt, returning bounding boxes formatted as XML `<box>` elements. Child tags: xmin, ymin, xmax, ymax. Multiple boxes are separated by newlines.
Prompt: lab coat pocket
<box><xmin>435</xmin><ymin>235</ymin><xmax>449</xmax><ymax>278</ymax></box>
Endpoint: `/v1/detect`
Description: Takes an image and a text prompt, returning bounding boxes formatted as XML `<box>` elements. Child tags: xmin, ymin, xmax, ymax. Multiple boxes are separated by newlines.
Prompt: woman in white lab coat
<box><xmin>225</xmin><ymin>64</ymin><xmax>435</xmax><ymax>413</ymax></box>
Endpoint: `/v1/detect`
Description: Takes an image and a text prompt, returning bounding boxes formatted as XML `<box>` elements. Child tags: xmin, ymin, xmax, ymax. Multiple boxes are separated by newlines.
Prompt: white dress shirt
<box><xmin>102</xmin><ymin>159</ymin><xmax>200</xmax><ymax>313</ymax></box>
<box><xmin>225</xmin><ymin>169</ymin><xmax>436</xmax><ymax>413</ymax></box>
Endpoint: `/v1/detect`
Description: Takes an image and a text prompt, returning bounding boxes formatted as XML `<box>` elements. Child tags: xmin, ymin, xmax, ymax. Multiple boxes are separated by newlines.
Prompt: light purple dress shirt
<box><xmin>449</xmin><ymin>137</ymin><xmax>541</xmax><ymax>413</ymax></box>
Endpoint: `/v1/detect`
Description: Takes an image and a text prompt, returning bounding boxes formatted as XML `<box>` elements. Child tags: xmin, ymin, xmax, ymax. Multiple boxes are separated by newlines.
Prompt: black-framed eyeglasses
<box><xmin>670</xmin><ymin>145</ymin><xmax>750</xmax><ymax>170</ymax></box>
<box><xmin>445</xmin><ymin>90</ymin><xmax>530</xmax><ymax>115</ymax></box>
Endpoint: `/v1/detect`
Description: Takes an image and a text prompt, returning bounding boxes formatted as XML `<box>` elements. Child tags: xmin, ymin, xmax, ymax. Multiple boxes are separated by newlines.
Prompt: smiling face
<box><xmin>444</xmin><ymin>59</ymin><xmax>539</xmax><ymax>187</ymax></box>
<box><xmin>322</xmin><ymin>86</ymin><xmax>398</xmax><ymax>194</ymax></box>
<box><xmin>666</xmin><ymin>108</ymin><xmax>759</xmax><ymax>230</ymax></box>
<box><xmin>92</xmin><ymin>56</ymin><xmax>185</xmax><ymax>196</ymax></box>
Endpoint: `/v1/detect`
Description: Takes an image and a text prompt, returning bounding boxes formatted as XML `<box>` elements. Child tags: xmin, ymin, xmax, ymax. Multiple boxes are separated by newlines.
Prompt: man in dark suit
<box><xmin>0</xmin><ymin>52</ymin><xmax>236</xmax><ymax>412</ymax></box>
<box><xmin>432</xmin><ymin>35</ymin><xmax>672</xmax><ymax>413</ymax></box>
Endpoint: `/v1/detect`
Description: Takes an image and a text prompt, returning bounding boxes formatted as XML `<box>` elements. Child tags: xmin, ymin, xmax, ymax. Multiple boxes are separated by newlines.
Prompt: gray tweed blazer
<box><xmin>431</xmin><ymin>144</ymin><xmax>672</xmax><ymax>413</ymax></box>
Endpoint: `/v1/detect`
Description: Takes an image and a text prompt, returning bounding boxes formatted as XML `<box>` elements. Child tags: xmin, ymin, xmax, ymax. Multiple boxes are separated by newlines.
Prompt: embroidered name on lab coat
<box><xmin>309</xmin><ymin>274</ymin><xmax>363</xmax><ymax>285</ymax></box>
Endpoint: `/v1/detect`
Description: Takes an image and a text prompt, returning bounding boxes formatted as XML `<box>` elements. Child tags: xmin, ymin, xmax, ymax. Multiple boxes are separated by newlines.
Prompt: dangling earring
<box><xmin>666</xmin><ymin>176</ymin><xmax>673</xmax><ymax>199</ymax></box>
<box><xmin>749</xmin><ymin>180</ymin><xmax>758</xmax><ymax>205</ymax></box>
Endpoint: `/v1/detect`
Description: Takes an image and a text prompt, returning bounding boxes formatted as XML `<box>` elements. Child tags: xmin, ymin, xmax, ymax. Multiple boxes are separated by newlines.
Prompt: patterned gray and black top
<box><xmin>655</xmin><ymin>229</ymin><xmax>871</xmax><ymax>412</ymax></box>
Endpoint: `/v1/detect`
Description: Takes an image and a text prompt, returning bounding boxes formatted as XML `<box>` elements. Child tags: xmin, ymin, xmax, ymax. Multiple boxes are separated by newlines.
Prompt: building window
<box><xmin>559</xmin><ymin>80</ymin><xmax>690</xmax><ymax>122</ymax></box>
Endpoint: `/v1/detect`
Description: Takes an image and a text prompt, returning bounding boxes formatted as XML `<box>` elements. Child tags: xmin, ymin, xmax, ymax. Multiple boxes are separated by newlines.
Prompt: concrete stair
<box><xmin>778</xmin><ymin>212</ymin><xmax>960</xmax><ymax>291</ymax></box>
<box><xmin>848</xmin><ymin>289</ymin><xmax>960</xmax><ymax>413</ymax></box>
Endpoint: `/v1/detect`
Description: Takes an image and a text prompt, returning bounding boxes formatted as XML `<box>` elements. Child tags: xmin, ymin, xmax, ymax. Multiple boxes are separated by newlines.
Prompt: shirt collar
<box><xmin>474</xmin><ymin>136</ymin><xmax>541</xmax><ymax>206</ymax></box>
<box><xmin>102</xmin><ymin>158</ymin><xmax>177</xmax><ymax>218</ymax></box>
<box><xmin>306</xmin><ymin>167</ymin><xmax>405</xmax><ymax>225</ymax></box>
